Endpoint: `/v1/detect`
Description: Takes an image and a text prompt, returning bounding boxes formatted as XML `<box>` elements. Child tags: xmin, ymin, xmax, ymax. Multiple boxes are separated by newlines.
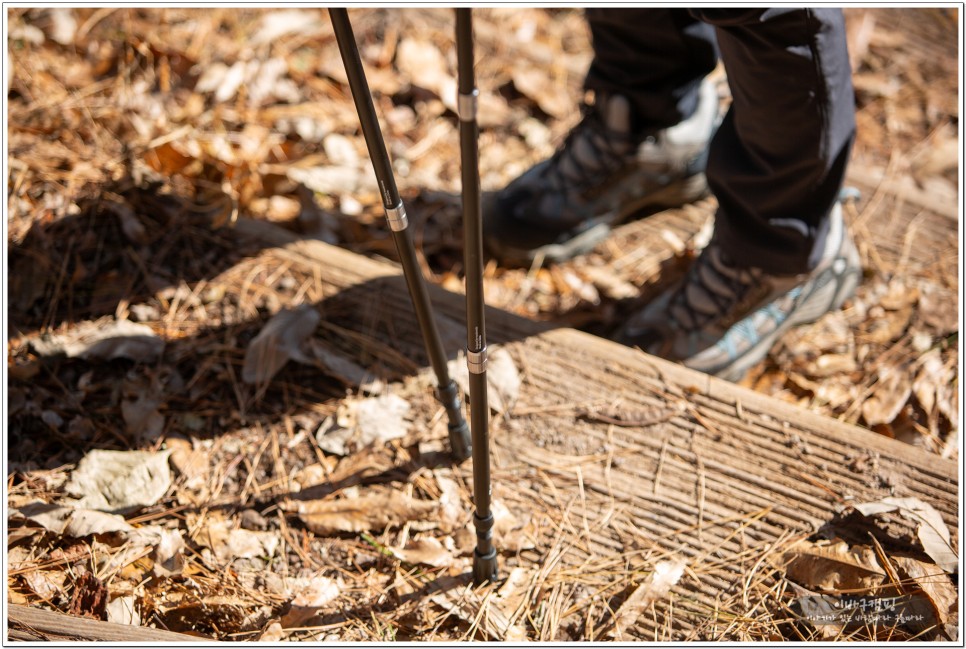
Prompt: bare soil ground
<box><xmin>5</xmin><ymin>7</ymin><xmax>960</xmax><ymax>642</ymax></box>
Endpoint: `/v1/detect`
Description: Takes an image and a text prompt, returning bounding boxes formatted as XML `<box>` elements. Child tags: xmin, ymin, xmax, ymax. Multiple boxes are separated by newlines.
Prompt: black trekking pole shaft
<box><xmin>456</xmin><ymin>8</ymin><xmax>497</xmax><ymax>586</ymax></box>
<box><xmin>329</xmin><ymin>8</ymin><xmax>471</xmax><ymax>461</ymax></box>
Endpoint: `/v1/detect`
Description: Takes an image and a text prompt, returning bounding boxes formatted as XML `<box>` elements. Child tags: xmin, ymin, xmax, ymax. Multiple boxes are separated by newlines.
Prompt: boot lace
<box><xmin>542</xmin><ymin>102</ymin><xmax>636</xmax><ymax>195</ymax></box>
<box><xmin>668</xmin><ymin>247</ymin><xmax>766</xmax><ymax>332</ymax></box>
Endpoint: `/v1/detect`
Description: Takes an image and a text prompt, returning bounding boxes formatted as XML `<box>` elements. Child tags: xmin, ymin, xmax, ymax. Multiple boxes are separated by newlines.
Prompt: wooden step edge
<box><xmin>550</xmin><ymin>327</ymin><xmax>957</xmax><ymax>480</ymax></box>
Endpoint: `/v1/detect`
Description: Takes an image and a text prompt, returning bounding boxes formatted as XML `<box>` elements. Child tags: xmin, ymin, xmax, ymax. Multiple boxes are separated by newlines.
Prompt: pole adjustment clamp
<box><xmin>467</xmin><ymin>346</ymin><xmax>487</xmax><ymax>374</ymax></box>
<box><xmin>384</xmin><ymin>201</ymin><xmax>408</xmax><ymax>232</ymax></box>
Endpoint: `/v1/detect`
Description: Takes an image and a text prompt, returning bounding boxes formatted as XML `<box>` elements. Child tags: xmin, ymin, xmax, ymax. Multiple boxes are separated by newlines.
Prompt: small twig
<box><xmin>687</xmin><ymin>405</ymin><xmax>724</xmax><ymax>439</ymax></box>
<box><xmin>578</xmin><ymin>405</ymin><xmax>679</xmax><ymax>428</ymax></box>
<box><xmin>124</xmin><ymin>503</ymin><xmax>191</xmax><ymax>525</ymax></box>
<box><xmin>787</xmin><ymin>467</ymin><xmax>844</xmax><ymax>502</ymax></box>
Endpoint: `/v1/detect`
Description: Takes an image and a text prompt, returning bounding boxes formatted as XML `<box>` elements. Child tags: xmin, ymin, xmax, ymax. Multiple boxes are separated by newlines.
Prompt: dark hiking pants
<box><xmin>584</xmin><ymin>8</ymin><xmax>856</xmax><ymax>275</ymax></box>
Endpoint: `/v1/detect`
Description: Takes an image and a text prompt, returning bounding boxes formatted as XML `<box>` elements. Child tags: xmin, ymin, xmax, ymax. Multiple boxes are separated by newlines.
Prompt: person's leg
<box><xmin>620</xmin><ymin>8</ymin><xmax>861</xmax><ymax>380</ymax></box>
<box><xmin>584</xmin><ymin>8</ymin><xmax>718</xmax><ymax>130</ymax></box>
<box><xmin>699</xmin><ymin>8</ymin><xmax>856</xmax><ymax>274</ymax></box>
<box><xmin>483</xmin><ymin>9</ymin><xmax>721</xmax><ymax>266</ymax></box>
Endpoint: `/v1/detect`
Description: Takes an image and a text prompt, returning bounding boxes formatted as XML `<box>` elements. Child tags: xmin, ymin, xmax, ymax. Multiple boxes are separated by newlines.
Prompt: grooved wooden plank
<box><xmin>494</xmin><ymin>329</ymin><xmax>957</xmax><ymax>638</ymax></box>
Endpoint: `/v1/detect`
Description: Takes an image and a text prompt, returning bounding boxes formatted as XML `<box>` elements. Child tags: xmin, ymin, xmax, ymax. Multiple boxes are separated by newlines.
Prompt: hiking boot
<box><xmin>484</xmin><ymin>80</ymin><xmax>719</xmax><ymax>266</ymax></box>
<box><xmin>618</xmin><ymin>202</ymin><xmax>862</xmax><ymax>382</ymax></box>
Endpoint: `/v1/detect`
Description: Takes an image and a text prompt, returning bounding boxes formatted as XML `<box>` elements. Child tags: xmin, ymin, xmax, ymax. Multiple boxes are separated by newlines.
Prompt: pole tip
<box><xmin>472</xmin><ymin>549</ymin><xmax>498</xmax><ymax>585</ymax></box>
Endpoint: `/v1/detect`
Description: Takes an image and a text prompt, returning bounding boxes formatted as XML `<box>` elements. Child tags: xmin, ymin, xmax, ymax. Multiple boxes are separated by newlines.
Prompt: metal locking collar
<box><xmin>458</xmin><ymin>88</ymin><xmax>479</xmax><ymax>123</ymax></box>
<box><xmin>384</xmin><ymin>200</ymin><xmax>408</xmax><ymax>232</ymax></box>
<box><xmin>467</xmin><ymin>346</ymin><xmax>487</xmax><ymax>374</ymax></box>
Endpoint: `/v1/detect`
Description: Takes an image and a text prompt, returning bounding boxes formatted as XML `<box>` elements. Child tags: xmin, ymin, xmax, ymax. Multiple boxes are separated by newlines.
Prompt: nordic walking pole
<box><xmin>456</xmin><ymin>7</ymin><xmax>498</xmax><ymax>585</ymax></box>
<box><xmin>329</xmin><ymin>8</ymin><xmax>471</xmax><ymax>461</ymax></box>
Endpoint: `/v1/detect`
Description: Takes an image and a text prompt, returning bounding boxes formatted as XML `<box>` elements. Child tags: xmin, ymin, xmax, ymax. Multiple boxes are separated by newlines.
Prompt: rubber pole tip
<box><xmin>472</xmin><ymin>548</ymin><xmax>498</xmax><ymax>585</ymax></box>
<box><xmin>448</xmin><ymin>420</ymin><xmax>472</xmax><ymax>462</ymax></box>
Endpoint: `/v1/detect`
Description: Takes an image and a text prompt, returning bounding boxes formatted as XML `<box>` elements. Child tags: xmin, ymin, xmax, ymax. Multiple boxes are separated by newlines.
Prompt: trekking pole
<box><xmin>455</xmin><ymin>7</ymin><xmax>498</xmax><ymax>585</ymax></box>
<box><xmin>329</xmin><ymin>8</ymin><xmax>471</xmax><ymax>461</ymax></box>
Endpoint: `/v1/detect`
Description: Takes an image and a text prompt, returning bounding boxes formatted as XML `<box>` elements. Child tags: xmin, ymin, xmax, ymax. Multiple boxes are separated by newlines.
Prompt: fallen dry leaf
<box><xmin>429</xmin><ymin>575</ymin><xmax>520</xmax><ymax>641</ymax></box>
<box><xmin>864</xmin><ymin>305</ymin><xmax>915</xmax><ymax>344</ymax></box>
<box><xmin>64</xmin><ymin>449</ymin><xmax>172</xmax><ymax>514</ymax></box>
<box><xmin>436</xmin><ymin>475</ymin><xmax>466</xmax><ymax>532</ymax></box>
<box><xmin>166</xmin><ymin>437</ymin><xmax>209</xmax><ymax>489</ymax></box>
<box><xmin>14</xmin><ymin>502</ymin><xmax>77</xmax><ymax>535</ymax></box>
<box><xmin>395</xmin><ymin>37</ymin><xmax>453</xmax><ymax>99</ymax></box>
<box><xmin>917</xmin><ymin>283</ymin><xmax>958</xmax><ymax>336</ymax></box>
<box><xmin>242</xmin><ymin>305</ymin><xmax>320</xmax><ymax>386</ymax></box>
<box><xmin>878</xmin><ymin>280</ymin><xmax>920</xmax><ymax>310</ymax></box>
<box><xmin>802</xmin><ymin>352</ymin><xmax>858</xmax><ymax>379</ymax></box>
<box><xmin>193</xmin><ymin>516</ymin><xmax>280</xmax><ymax>565</ymax></box>
<box><xmin>8</xmin><ymin>546</ymin><xmax>35</xmax><ymax>573</ymax></box>
<box><xmin>603</xmin><ymin>559</ymin><xmax>687</xmax><ymax>640</ymax></box>
<box><xmin>315</xmin><ymin>393</ymin><xmax>411</xmax><ymax>455</ymax></box>
<box><xmin>322</xmin><ymin>133</ymin><xmax>360</xmax><ymax>167</ymax></box>
<box><xmin>259</xmin><ymin>623</ymin><xmax>286</xmax><ymax>642</ymax></box>
<box><xmin>252</xmin><ymin>9</ymin><xmax>324</xmax><ymax>45</ymax></box>
<box><xmin>121</xmin><ymin>394</ymin><xmax>165</xmax><ymax>442</ymax></box>
<box><xmin>912</xmin><ymin>349</ymin><xmax>958</xmax><ymax>438</ymax></box>
<box><xmin>390</xmin><ymin>536</ymin><xmax>453</xmax><ymax>568</ymax></box>
<box><xmin>353</xmin><ymin>393</ymin><xmax>412</xmax><ymax>446</ymax></box>
<box><xmin>862</xmin><ymin>363</ymin><xmax>912</xmax><ymax>426</ymax></box>
<box><xmin>150</xmin><ymin>527</ymin><xmax>186</xmax><ymax>578</ymax></box>
<box><xmin>288</xmin><ymin>489</ymin><xmax>439</xmax><ymax>535</ymax></box>
<box><xmin>489</xmin><ymin>566</ymin><xmax>534</xmax><ymax>641</ymax></box>
<box><xmin>781</xmin><ymin>539</ymin><xmax>887</xmax><ymax>593</ymax></box>
<box><xmin>280</xmin><ymin>574</ymin><xmax>343</xmax><ymax>628</ymax></box>
<box><xmin>64</xmin><ymin>508</ymin><xmax>137</xmax><ymax>537</ymax></box>
<box><xmin>853</xmin><ymin>497</ymin><xmax>957</xmax><ymax>573</ymax></box>
<box><xmin>29</xmin><ymin>318</ymin><xmax>164</xmax><ymax>362</ymax></box>
<box><xmin>913</xmin><ymin>349</ymin><xmax>944</xmax><ymax>415</ymax></box>
<box><xmin>23</xmin><ymin>570</ymin><xmax>67</xmax><ymax>602</ymax></box>
<box><xmin>224</xmin><ymin>528</ymin><xmax>280</xmax><ymax>563</ymax></box>
<box><xmin>287</xmin><ymin>164</ymin><xmax>375</xmax><ymax>196</ymax></box>
<box><xmin>580</xmin><ymin>265</ymin><xmax>640</xmax><ymax>300</ymax></box>
<box><xmin>106</xmin><ymin>594</ymin><xmax>140</xmax><ymax>626</ymax></box>
<box><xmin>891</xmin><ymin>555</ymin><xmax>958</xmax><ymax>629</ymax></box>
<box><xmin>195</xmin><ymin>58</ymin><xmax>298</xmax><ymax>106</ymax></box>
<box><xmin>47</xmin><ymin>7</ymin><xmax>77</xmax><ymax>45</ymax></box>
